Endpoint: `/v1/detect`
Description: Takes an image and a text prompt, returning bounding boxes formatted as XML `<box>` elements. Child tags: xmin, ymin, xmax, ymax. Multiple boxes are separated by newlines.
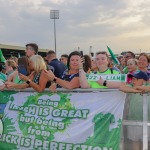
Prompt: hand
<box><xmin>0</xmin><ymin>84</ymin><xmax>6</xmax><ymax>91</ymax></box>
<box><xmin>49</xmin><ymin>83</ymin><xmax>57</xmax><ymax>92</ymax></box>
<box><xmin>97</xmin><ymin>77</ymin><xmax>105</xmax><ymax>85</ymax></box>
<box><xmin>19</xmin><ymin>73</ymin><xmax>29</xmax><ymax>81</ymax></box>
<box><xmin>44</xmin><ymin>70</ymin><xmax>55</xmax><ymax>81</ymax></box>
<box><xmin>5</xmin><ymin>81</ymin><xmax>16</xmax><ymax>89</ymax></box>
<box><xmin>78</xmin><ymin>56</ymin><xmax>84</xmax><ymax>68</ymax></box>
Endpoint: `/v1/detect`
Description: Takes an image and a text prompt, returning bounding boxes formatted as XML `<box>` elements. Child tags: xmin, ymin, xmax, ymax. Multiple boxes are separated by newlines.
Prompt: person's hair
<box><xmin>6</xmin><ymin>60</ymin><xmax>17</xmax><ymax>70</ymax></box>
<box><xmin>67</xmin><ymin>51</ymin><xmax>81</xmax><ymax>70</ymax></box>
<box><xmin>61</xmin><ymin>54</ymin><xmax>69</xmax><ymax>59</ymax></box>
<box><xmin>96</xmin><ymin>51</ymin><xmax>111</xmax><ymax>67</ymax></box>
<box><xmin>96</xmin><ymin>51</ymin><xmax>109</xmax><ymax>58</ymax></box>
<box><xmin>126</xmin><ymin>51</ymin><xmax>135</xmax><ymax>58</ymax></box>
<box><xmin>9</xmin><ymin>56</ymin><xmax>18</xmax><ymax>63</ymax></box>
<box><xmin>47</xmin><ymin>50</ymin><xmax>55</xmax><ymax>56</ymax></box>
<box><xmin>18</xmin><ymin>56</ymin><xmax>30</xmax><ymax>75</ymax></box>
<box><xmin>30</xmin><ymin>55</ymin><xmax>46</xmax><ymax>72</ymax></box>
<box><xmin>83</xmin><ymin>55</ymin><xmax>91</xmax><ymax>73</ymax></box>
<box><xmin>138</xmin><ymin>53</ymin><xmax>150</xmax><ymax>63</ymax></box>
<box><xmin>127</xmin><ymin>58</ymin><xmax>138</xmax><ymax>65</ymax></box>
<box><xmin>26</xmin><ymin>43</ymin><xmax>38</xmax><ymax>54</ymax></box>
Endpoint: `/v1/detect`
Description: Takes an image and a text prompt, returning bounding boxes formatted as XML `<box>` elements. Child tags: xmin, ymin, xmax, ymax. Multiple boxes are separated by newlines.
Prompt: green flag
<box><xmin>107</xmin><ymin>46</ymin><xmax>120</xmax><ymax>65</ymax></box>
<box><xmin>0</xmin><ymin>49</ymin><xmax>6</xmax><ymax>63</ymax></box>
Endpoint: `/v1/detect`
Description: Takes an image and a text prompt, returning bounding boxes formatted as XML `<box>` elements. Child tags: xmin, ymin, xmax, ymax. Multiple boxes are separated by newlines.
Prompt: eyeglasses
<box><xmin>26</xmin><ymin>47</ymin><xmax>34</xmax><ymax>51</ymax></box>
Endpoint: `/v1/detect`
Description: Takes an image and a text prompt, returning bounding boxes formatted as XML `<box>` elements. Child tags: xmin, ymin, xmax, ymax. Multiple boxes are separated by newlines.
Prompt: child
<box><xmin>120</xmin><ymin>70</ymin><xmax>149</xmax><ymax>93</ymax></box>
<box><xmin>126</xmin><ymin>58</ymin><xmax>138</xmax><ymax>84</ymax></box>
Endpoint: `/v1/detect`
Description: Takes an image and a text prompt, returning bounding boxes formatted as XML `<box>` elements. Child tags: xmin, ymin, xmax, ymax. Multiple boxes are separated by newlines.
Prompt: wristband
<box><xmin>26</xmin><ymin>79</ymin><xmax>31</xmax><ymax>84</ymax></box>
<box><xmin>53</xmin><ymin>77</ymin><xmax>57</xmax><ymax>83</ymax></box>
<box><xmin>103</xmin><ymin>80</ymin><xmax>107</xmax><ymax>86</ymax></box>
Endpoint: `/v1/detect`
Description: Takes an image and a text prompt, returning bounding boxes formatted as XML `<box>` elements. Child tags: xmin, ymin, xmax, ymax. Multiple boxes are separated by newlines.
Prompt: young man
<box><xmin>46</xmin><ymin>50</ymin><xmax>66</xmax><ymax>78</ymax></box>
<box><xmin>120</xmin><ymin>70</ymin><xmax>149</xmax><ymax>93</ymax></box>
<box><xmin>25</xmin><ymin>43</ymin><xmax>38</xmax><ymax>58</ymax></box>
<box><xmin>60</xmin><ymin>54</ymin><xmax>68</xmax><ymax>66</ymax></box>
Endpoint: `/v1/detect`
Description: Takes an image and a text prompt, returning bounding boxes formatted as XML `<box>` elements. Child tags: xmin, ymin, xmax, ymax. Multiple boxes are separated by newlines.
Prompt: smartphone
<box><xmin>90</xmin><ymin>52</ymin><xmax>94</xmax><ymax>57</ymax></box>
<box><xmin>80</xmin><ymin>51</ymin><xmax>84</xmax><ymax>57</ymax></box>
<box><xmin>18</xmin><ymin>65</ymin><xmax>27</xmax><ymax>76</ymax></box>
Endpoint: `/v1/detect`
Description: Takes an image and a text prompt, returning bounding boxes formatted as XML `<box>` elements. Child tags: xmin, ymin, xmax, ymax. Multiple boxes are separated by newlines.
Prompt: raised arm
<box><xmin>78</xmin><ymin>56</ymin><xmax>90</xmax><ymax>88</ymax></box>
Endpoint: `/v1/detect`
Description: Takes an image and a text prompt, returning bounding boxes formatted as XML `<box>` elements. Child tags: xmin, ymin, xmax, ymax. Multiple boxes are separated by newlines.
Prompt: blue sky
<box><xmin>0</xmin><ymin>0</ymin><xmax>150</xmax><ymax>57</ymax></box>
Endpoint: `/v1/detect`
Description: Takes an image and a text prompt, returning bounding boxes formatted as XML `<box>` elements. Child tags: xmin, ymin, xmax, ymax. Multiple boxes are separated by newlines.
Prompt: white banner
<box><xmin>0</xmin><ymin>91</ymin><xmax>126</xmax><ymax>150</ymax></box>
<box><xmin>88</xmin><ymin>74</ymin><xmax>127</xmax><ymax>82</ymax></box>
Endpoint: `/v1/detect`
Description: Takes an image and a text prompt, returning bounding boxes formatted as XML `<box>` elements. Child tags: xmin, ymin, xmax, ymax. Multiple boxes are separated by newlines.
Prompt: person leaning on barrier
<box><xmin>44</xmin><ymin>51</ymin><xmax>81</xmax><ymax>91</ymax></box>
<box><xmin>5</xmin><ymin>56</ymin><xmax>31</xmax><ymax>90</ymax></box>
<box><xmin>120</xmin><ymin>70</ymin><xmax>149</xmax><ymax>93</ymax></box>
<box><xmin>18</xmin><ymin>55</ymin><xmax>50</xmax><ymax>92</ymax></box>
<box><xmin>5</xmin><ymin>55</ymin><xmax>50</xmax><ymax>92</ymax></box>
<box><xmin>79</xmin><ymin>51</ymin><xmax>120</xmax><ymax>89</ymax></box>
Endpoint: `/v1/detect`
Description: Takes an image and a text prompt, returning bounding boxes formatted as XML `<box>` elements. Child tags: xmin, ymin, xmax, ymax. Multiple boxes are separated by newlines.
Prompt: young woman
<box><xmin>79</xmin><ymin>51</ymin><xmax>120</xmax><ymax>88</ymax></box>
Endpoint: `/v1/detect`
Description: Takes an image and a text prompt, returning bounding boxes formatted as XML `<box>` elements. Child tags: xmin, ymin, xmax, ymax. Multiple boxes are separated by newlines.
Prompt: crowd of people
<box><xmin>0</xmin><ymin>43</ymin><xmax>150</xmax><ymax>93</ymax></box>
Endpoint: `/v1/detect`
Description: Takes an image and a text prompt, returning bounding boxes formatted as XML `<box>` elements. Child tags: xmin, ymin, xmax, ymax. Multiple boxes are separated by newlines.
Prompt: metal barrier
<box><xmin>1</xmin><ymin>88</ymin><xmax>149</xmax><ymax>150</ymax></box>
<box><xmin>121</xmin><ymin>93</ymin><xmax>149</xmax><ymax>150</ymax></box>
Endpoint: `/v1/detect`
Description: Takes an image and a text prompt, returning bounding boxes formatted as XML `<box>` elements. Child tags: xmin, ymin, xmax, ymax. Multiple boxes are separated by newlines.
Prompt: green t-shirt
<box><xmin>88</xmin><ymin>68</ymin><xmax>120</xmax><ymax>88</ymax></box>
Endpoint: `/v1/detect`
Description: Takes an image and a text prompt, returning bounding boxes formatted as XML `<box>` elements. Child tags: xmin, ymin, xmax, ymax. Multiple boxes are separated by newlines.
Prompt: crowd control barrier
<box><xmin>0</xmin><ymin>88</ymin><xmax>149</xmax><ymax>150</ymax></box>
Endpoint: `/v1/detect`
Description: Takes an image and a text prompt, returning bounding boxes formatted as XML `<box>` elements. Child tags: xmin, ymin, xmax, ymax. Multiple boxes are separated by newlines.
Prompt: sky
<box><xmin>0</xmin><ymin>0</ymin><xmax>150</xmax><ymax>57</ymax></box>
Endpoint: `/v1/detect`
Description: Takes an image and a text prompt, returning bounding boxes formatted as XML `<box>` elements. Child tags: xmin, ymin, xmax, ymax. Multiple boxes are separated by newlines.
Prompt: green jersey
<box><xmin>88</xmin><ymin>68</ymin><xmax>120</xmax><ymax>88</ymax></box>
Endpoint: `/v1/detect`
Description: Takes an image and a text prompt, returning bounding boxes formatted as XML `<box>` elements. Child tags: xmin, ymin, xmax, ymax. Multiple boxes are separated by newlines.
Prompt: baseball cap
<box><xmin>128</xmin><ymin>70</ymin><xmax>149</xmax><ymax>81</ymax></box>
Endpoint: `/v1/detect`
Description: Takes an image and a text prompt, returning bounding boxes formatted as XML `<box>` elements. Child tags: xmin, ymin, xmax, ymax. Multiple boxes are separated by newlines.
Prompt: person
<box><xmin>117</xmin><ymin>55</ymin><xmax>126</xmax><ymax>73</ymax></box>
<box><xmin>137</xmin><ymin>53</ymin><xmax>150</xmax><ymax>74</ymax></box>
<box><xmin>5</xmin><ymin>60</ymin><xmax>17</xmax><ymax>77</ymax></box>
<box><xmin>60</xmin><ymin>54</ymin><xmax>68</xmax><ymax>66</ymax></box>
<box><xmin>6</xmin><ymin>55</ymin><xmax>49</xmax><ymax>92</ymax></box>
<box><xmin>82</xmin><ymin>55</ymin><xmax>91</xmax><ymax>73</ymax></box>
<box><xmin>126</xmin><ymin>59</ymin><xmax>138</xmax><ymax>84</ymax></box>
<box><xmin>79</xmin><ymin>51</ymin><xmax>120</xmax><ymax>88</ymax></box>
<box><xmin>91</xmin><ymin>58</ymin><xmax>98</xmax><ymax>72</ymax></box>
<box><xmin>0</xmin><ymin>62</ymin><xmax>7</xmax><ymax>91</ymax></box>
<box><xmin>46</xmin><ymin>50</ymin><xmax>66</xmax><ymax>79</ymax></box>
<box><xmin>25</xmin><ymin>43</ymin><xmax>38</xmax><ymax>58</ymax></box>
<box><xmin>120</xmin><ymin>70</ymin><xmax>149</xmax><ymax>93</ymax></box>
<box><xmin>7</xmin><ymin>56</ymin><xmax>30</xmax><ymax>83</ymax></box>
<box><xmin>19</xmin><ymin>55</ymin><xmax>50</xmax><ymax>92</ymax></box>
<box><xmin>44</xmin><ymin>51</ymin><xmax>81</xmax><ymax>91</ymax></box>
<box><xmin>123</xmin><ymin>51</ymin><xmax>135</xmax><ymax>74</ymax></box>
<box><xmin>9</xmin><ymin>56</ymin><xmax>18</xmax><ymax>64</ymax></box>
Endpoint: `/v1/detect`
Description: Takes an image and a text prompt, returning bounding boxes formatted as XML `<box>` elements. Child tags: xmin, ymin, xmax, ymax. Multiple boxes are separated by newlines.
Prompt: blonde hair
<box><xmin>6</xmin><ymin>60</ymin><xmax>17</xmax><ymax>70</ymax></box>
<box><xmin>30</xmin><ymin>55</ymin><xmax>46</xmax><ymax>72</ymax></box>
<box><xmin>127</xmin><ymin>58</ymin><xmax>138</xmax><ymax>65</ymax></box>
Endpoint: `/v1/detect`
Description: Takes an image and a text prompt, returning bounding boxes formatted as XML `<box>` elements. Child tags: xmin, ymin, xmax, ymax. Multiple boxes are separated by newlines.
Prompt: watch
<box><xmin>26</xmin><ymin>79</ymin><xmax>31</xmax><ymax>84</ymax></box>
<box><xmin>103</xmin><ymin>80</ymin><xmax>107</xmax><ymax>86</ymax></box>
<box><xmin>53</xmin><ymin>77</ymin><xmax>57</xmax><ymax>83</ymax></box>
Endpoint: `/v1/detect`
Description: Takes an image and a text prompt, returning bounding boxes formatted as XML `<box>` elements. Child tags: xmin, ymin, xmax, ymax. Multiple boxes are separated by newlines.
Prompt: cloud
<box><xmin>0</xmin><ymin>0</ymin><xmax>150</xmax><ymax>56</ymax></box>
